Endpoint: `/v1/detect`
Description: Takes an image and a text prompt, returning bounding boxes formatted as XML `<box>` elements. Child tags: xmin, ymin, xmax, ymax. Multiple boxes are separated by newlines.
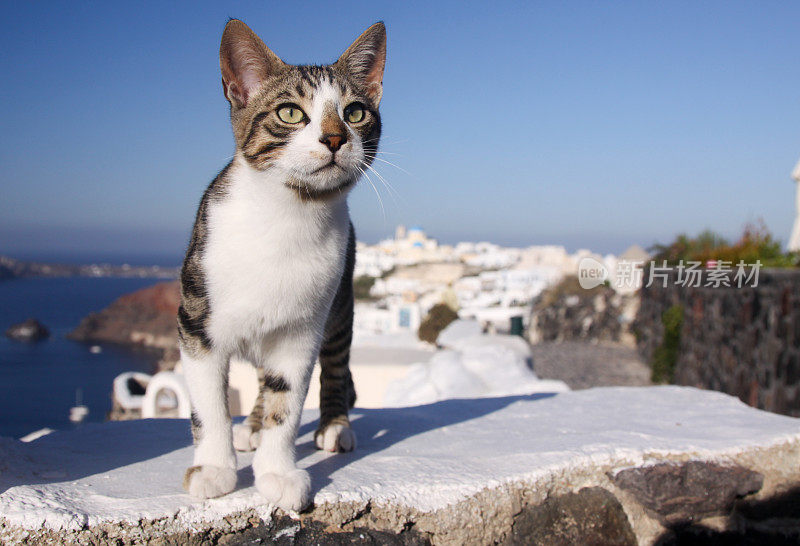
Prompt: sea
<box><xmin>0</xmin><ymin>275</ymin><xmax>170</xmax><ymax>439</ymax></box>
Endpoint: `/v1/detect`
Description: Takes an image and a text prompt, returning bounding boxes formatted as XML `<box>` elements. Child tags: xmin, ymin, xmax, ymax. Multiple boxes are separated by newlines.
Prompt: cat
<box><xmin>178</xmin><ymin>19</ymin><xmax>385</xmax><ymax>512</ymax></box>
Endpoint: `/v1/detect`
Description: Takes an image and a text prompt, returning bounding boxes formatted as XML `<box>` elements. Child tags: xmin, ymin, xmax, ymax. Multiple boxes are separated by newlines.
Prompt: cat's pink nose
<box><xmin>320</xmin><ymin>133</ymin><xmax>346</xmax><ymax>153</ymax></box>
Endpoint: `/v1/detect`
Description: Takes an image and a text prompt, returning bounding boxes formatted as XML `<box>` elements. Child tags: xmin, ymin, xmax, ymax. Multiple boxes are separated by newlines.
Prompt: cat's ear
<box><xmin>220</xmin><ymin>19</ymin><xmax>284</xmax><ymax>109</ymax></box>
<box><xmin>337</xmin><ymin>22</ymin><xmax>386</xmax><ymax>105</ymax></box>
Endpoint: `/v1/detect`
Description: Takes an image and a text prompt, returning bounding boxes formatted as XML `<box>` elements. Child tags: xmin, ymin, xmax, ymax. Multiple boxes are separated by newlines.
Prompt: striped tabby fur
<box><xmin>178</xmin><ymin>19</ymin><xmax>385</xmax><ymax>512</ymax></box>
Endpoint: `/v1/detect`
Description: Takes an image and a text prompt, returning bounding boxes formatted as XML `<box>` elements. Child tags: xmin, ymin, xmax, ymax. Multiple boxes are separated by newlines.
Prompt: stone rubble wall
<box><xmin>528</xmin><ymin>277</ymin><xmax>639</xmax><ymax>346</ymax></box>
<box><xmin>634</xmin><ymin>269</ymin><xmax>800</xmax><ymax>416</ymax></box>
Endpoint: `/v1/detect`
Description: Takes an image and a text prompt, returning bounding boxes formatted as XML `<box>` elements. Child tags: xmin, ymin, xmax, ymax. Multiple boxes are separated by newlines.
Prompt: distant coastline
<box><xmin>0</xmin><ymin>255</ymin><xmax>179</xmax><ymax>281</ymax></box>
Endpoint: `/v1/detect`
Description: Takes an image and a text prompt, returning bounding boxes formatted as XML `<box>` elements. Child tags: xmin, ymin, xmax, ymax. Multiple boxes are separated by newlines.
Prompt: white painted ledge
<box><xmin>1</xmin><ymin>386</ymin><xmax>799</xmax><ymax>541</ymax></box>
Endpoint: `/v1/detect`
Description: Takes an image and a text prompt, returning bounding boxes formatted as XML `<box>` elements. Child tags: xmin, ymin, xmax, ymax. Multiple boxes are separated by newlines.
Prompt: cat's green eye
<box><xmin>344</xmin><ymin>103</ymin><xmax>365</xmax><ymax>124</ymax></box>
<box><xmin>277</xmin><ymin>105</ymin><xmax>305</xmax><ymax>124</ymax></box>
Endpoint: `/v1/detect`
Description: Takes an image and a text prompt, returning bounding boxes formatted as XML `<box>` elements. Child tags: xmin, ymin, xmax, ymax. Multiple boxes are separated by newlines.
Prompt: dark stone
<box><xmin>611</xmin><ymin>461</ymin><xmax>763</xmax><ymax>524</ymax></box>
<box><xmin>215</xmin><ymin>514</ymin><xmax>430</xmax><ymax>545</ymax></box>
<box><xmin>788</xmin><ymin>354</ymin><xmax>800</xmax><ymax>386</ymax></box>
<box><xmin>737</xmin><ymin>485</ymin><xmax>800</xmax><ymax>522</ymax></box>
<box><xmin>782</xmin><ymin>288</ymin><xmax>791</xmax><ymax>316</ymax></box>
<box><xmin>656</xmin><ymin>526</ymin><xmax>800</xmax><ymax>546</ymax></box>
<box><xmin>503</xmin><ymin>487</ymin><xmax>636</xmax><ymax>546</ymax></box>
<box><xmin>794</xmin><ymin>315</ymin><xmax>800</xmax><ymax>349</ymax></box>
<box><xmin>5</xmin><ymin>318</ymin><xmax>50</xmax><ymax>342</ymax></box>
<box><xmin>776</xmin><ymin>349</ymin><xmax>787</xmax><ymax>382</ymax></box>
<box><xmin>654</xmin><ymin>485</ymin><xmax>800</xmax><ymax>545</ymax></box>
<box><xmin>772</xmin><ymin>387</ymin><xmax>785</xmax><ymax>415</ymax></box>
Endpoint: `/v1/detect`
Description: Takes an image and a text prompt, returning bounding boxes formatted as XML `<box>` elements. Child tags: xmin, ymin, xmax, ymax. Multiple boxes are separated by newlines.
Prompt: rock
<box><xmin>654</xmin><ymin>486</ymin><xmax>800</xmax><ymax>545</ymax></box>
<box><xmin>504</xmin><ymin>487</ymin><xmax>636</xmax><ymax>546</ymax></box>
<box><xmin>611</xmin><ymin>461</ymin><xmax>764</xmax><ymax>524</ymax></box>
<box><xmin>68</xmin><ymin>280</ymin><xmax>180</xmax><ymax>361</ymax></box>
<box><xmin>4</xmin><ymin>318</ymin><xmax>50</xmax><ymax>342</ymax></box>
<box><xmin>737</xmin><ymin>485</ymin><xmax>800</xmax><ymax>522</ymax></box>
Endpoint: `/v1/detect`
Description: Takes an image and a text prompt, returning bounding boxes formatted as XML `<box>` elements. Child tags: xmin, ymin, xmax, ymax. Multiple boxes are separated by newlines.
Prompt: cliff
<box><xmin>68</xmin><ymin>281</ymin><xmax>181</xmax><ymax>364</ymax></box>
<box><xmin>2</xmin><ymin>387</ymin><xmax>800</xmax><ymax>545</ymax></box>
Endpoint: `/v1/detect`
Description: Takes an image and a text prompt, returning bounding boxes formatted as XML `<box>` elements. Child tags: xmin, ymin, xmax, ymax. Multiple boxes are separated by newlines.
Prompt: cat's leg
<box><xmin>315</xmin><ymin>224</ymin><xmax>357</xmax><ymax>452</ymax></box>
<box><xmin>181</xmin><ymin>348</ymin><xmax>237</xmax><ymax>499</ymax></box>
<box><xmin>315</xmin><ymin>316</ymin><xmax>357</xmax><ymax>452</ymax></box>
<box><xmin>232</xmin><ymin>367</ymin><xmax>267</xmax><ymax>452</ymax></box>
<box><xmin>251</xmin><ymin>331</ymin><xmax>316</xmax><ymax>512</ymax></box>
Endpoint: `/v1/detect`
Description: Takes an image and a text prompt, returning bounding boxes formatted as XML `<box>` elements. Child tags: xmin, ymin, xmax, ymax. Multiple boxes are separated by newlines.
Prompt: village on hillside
<box><xmin>351</xmin><ymin>224</ymin><xmax>649</xmax><ymax>338</ymax></box>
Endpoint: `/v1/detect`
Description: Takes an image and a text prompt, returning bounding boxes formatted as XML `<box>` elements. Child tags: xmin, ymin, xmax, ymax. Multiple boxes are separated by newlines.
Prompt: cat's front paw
<box><xmin>183</xmin><ymin>465</ymin><xmax>237</xmax><ymax>499</ymax></box>
<box><xmin>256</xmin><ymin>468</ymin><xmax>311</xmax><ymax>512</ymax></box>
<box><xmin>315</xmin><ymin>422</ymin><xmax>357</xmax><ymax>452</ymax></box>
<box><xmin>232</xmin><ymin>423</ymin><xmax>261</xmax><ymax>452</ymax></box>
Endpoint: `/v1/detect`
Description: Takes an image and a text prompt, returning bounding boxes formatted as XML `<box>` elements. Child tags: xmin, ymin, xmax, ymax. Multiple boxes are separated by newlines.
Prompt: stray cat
<box><xmin>178</xmin><ymin>19</ymin><xmax>385</xmax><ymax>512</ymax></box>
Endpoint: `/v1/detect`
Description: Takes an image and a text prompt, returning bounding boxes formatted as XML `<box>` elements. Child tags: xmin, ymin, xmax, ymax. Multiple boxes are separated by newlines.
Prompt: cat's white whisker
<box><xmin>360</xmin><ymin>159</ymin><xmax>396</xmax><ymax>197</ymax></box>
<box><xmin>362</xmin><ymin>161</ymin><xmax>404</xmax><ymax>209</ymax></box>
<box><xmin>355</xmin><ymin>164</ymin><xmax>386</xmax><ymax>220</ymax></box>
<box><xmin>360</xmin><ymin>157</ymin><xmax>402</xmax><ymax>191</ymax></box>
<box><xmin>368</xmin><ymin>156</ymin><xmax>414</xmax><ymax>177</ymax></box>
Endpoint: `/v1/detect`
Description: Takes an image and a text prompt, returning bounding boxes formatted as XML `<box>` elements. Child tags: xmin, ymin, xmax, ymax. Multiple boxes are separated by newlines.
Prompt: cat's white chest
<box><xmin>202</xmin><ymin>169</ymin><xmax>349</xmax><ymax>347</ymax></box>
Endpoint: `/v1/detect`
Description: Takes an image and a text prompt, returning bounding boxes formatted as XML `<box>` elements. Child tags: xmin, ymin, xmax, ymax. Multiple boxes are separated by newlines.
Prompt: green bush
<box><xmin>651</xmin><ymin>304</ymin><xmax>684</xmax><ymax>383</ymax></box>
<box><xmin>650</xmin><ymin>221</ymin><xmax>799</xmax><ymax>267</ymax></box>
<box><xmin>418</xmin><ymin>303</ymin><xmax>459</xmax><ymax>344</ymax></box>
<box><xmin>353</xmin><ymin>275</ymin><xmax>377</xmax><ymax>301</ymax></box>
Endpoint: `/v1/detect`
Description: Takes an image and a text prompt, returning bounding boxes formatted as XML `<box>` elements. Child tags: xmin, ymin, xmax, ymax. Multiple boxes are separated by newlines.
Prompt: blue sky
<box><xmin>1</xmin><ymin>1</ymin><xmax>798</xmax><ymax>264</ymax></box>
